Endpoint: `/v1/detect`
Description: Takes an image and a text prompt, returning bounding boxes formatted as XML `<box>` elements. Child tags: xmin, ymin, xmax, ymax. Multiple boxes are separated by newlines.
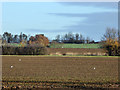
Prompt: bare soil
<box><xmin>48</xmin><ymin>48</ymin><xmax>106</xmax><ymax>56</ymax></box>
<box><xmin>2</xmin><ymin>56</ymin><xmax>119</xmax><ymax>89</ymax></box>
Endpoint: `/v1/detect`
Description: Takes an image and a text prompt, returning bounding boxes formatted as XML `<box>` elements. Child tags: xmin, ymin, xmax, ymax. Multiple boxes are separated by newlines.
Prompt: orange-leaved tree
<box><xmin>28</xmin><ymin>34</ymin><xmax>49</xmax><ymax>47</ymax></box>
<box><xmin>102</xmin><ymin>28</ymin><xmax>120</xmax><ymax>56</ymax></box>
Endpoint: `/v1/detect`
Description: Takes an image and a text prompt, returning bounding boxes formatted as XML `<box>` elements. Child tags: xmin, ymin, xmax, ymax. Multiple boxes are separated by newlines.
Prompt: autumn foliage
<box><xmin>102</xmin><ymin>28</ymin><xmax>120</xmax><ymax>56</ymax></box>
<box><xmin>102</xmin><ymin>38</ymin><xmax>119</xmax><ymax>56</ymax></box>
<box><xmin>29</xmin><ymin>34</ymin><xmax>49</xmax><ymax>46</ymax></box>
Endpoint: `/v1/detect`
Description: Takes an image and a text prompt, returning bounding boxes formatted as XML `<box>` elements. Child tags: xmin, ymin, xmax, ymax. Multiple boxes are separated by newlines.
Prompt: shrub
<box><xmin>2</xmin><ymin>45</ymin><xmax>48</xmax><ymax>55</ymax></box>
<box><xmin>102</xmin><ymin>28</ymin><xmax>120</xmax><ymax>56</ymax></box>
<box><xmin>102</xmin><ymin>39</ymin><xmax>119</xmax><ymax>56</ymax></box>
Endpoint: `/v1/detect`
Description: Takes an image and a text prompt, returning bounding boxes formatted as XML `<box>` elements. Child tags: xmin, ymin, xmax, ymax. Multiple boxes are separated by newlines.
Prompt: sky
<box><xmin>2</xmin><ymin>2</ymin><xmax>118</xmax><ymax>41</ymax></box>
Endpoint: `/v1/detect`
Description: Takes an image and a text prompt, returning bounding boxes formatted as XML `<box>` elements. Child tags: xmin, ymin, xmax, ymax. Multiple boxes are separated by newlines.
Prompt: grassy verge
<box><xmin>50</xmin><ymin>44</ymin><xmax>101</xmax><ymax>48</ymax></box>
<box><xmin>1</xmin><ymin>55</ymin><xmax>119</xmax><ymax>58</ymax></box>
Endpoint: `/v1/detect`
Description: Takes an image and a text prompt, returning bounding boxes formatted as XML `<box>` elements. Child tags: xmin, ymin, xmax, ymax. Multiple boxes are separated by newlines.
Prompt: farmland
<box><xmin>48</xmin><ymin>48</ymin><xmax>106</xmax><ymax>56</ymax></box>
<box><xmin>50</xmin><ymin>44</ymin><xmax>101</xmax><ymax>48</ymax></box>
<box><xmin>2</xmin><ymin>56</ymin><xmax>119</xmax><ymax>89</ymax></box>
<box><xmin>7</xmin><ymin>43</ymin><xmax>101</xmax><ymax>49</ymax></box>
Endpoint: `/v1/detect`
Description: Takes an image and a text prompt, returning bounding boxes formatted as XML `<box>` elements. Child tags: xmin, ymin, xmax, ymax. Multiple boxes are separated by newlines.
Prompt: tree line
<box><xmin>53</xmin><ymin>32</ymin><xmax>95</xmax><ymax>44</ymax></box>
<box><xmin>1</xmin><ymin>32</ymin><xmax>49</xmax><ymax>55</ymax></box>
<box><xmin>1</xmin><ymin>32</ymin><xmax>96</xmax><ymax>44</ymax></box>
<box><xmin>2</xmin><ymin>32</ymin><xmax>28</xmax><ymax>44</ymax></box>
<box><xmin>0</xmin><ymin>27</ymin><xmax>120</xmax><ymax>56</ymax></box>
<box><xmin>1</xmin><ymin>32</ymin><xmax>49</xmax><ymax>47</ymax></box>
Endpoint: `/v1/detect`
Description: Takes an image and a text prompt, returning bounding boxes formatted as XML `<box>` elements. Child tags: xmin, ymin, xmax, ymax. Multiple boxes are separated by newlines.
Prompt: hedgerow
<box><xmin>2</xmin><ymin>45</ymin><xmax>49</xmax><ymax>55</ymax></box>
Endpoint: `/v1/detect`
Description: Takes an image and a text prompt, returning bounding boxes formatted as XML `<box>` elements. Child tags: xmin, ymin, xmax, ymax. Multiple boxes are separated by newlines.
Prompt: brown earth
<box><xmin>2</xmin><ymin>56</ymin><xmax>119</xmax><ymax>89</ymax></box>
<box><xmin>48</xmin><ymin>48</ymin><xmax>106</xmax><ymax>56</ymax></box>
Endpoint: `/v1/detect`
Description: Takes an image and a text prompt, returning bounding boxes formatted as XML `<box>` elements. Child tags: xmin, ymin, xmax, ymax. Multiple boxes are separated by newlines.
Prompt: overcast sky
<box><xmin>2</xmin><ymin>2</ymin><xmax>118</xmax><ymax>41</ymax></box>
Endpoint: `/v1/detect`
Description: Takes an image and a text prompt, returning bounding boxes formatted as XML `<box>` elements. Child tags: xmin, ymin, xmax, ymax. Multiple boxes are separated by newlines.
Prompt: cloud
<box><xmin>48</xmin><ymin>11</ymin><xmax>118</xmax><ymax>41</ymax></box>
<box><xmin>58</xmin><ymin>2</ymin><xmax>118</xmax><ymax>9</ymax></box>
<box><xmin>48</xmin><ymin>11</ymin><xmax>117</xmax><ymax>26</ymax></box>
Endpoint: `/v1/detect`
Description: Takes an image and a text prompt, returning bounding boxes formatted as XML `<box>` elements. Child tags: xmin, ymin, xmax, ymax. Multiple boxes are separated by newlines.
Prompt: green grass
<box><xmin>50</xmin><ymin>44</ymin><xmax>101</xmax><ymax>48</ymax></box>
<box><xmin>6</xmin><ymin>43</ymin><xmax>22</xmax><ymax>47</ymax></box>
<box><xmin>6</xmin><ymin>43</ymin><xmax>101</xmax><ymax>49</ymax></box>
<box><xmin>5</xmin><ymin>43</ymin><xmax>27</xmax><ymax>47</ymax></box>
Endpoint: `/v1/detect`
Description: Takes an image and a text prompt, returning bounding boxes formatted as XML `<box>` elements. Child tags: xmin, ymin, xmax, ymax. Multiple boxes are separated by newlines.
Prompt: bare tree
<box><xmin>102</xmin><ymin>27</ymin><xmax>117</xmax><ymax>41</ymax></box>
<box><xmin>55</xmin><ymin>35</ymin><xmax>60</xmax><ymax>42</ymax></box>
<box><xmin>86</xmin><ymin>36</ymin><xmax>90</xmax><ymax>44</ymax></box>
<box><xmin>79</xmin><ymin>34</ymin><xmax>85</xmax><ymax>43</ymax></box>
<box><xmin>102</xmin><ymin>28</ymin><xmax>119</xmax><ymax>56</ymax></box>
<box><xmin>75</xmin><ymin>33</ymin><xmax>79</xmax><ymax>43</ymax></box>
<box><xmin>75</xmin><ymin>33</ymin><xmax>79</xmax><ymax>40</ymax></box>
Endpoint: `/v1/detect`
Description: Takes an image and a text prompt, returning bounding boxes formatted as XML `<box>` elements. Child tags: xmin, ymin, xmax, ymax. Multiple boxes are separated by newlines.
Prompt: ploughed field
<box><xmin>2</xmin><ymin>56</ymin><xmax>119</xmax><ymax>89</ymax></box>
<box><xmin>48</xmin><ymin>48</ymin><xmax>105</xmax><ymax>56</ymax></box>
